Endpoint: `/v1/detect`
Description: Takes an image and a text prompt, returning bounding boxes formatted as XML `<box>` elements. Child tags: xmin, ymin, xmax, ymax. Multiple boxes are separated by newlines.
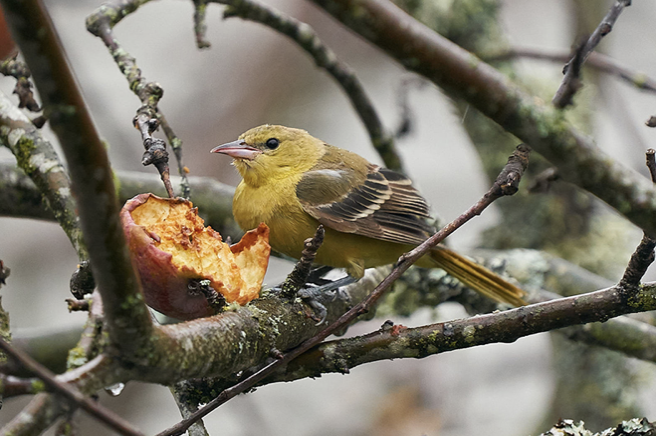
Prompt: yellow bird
<box><xmin>211</xmin><ymin>125</ymin><xmax>525</xmax><ymax>306</ymax></box>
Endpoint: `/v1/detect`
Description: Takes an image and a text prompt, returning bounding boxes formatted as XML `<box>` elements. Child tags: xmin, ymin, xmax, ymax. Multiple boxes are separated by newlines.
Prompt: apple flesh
<box><xmin>120</xmin><ymin>193</ymin><xmax>270</xmax><ymax>320</ymax></box>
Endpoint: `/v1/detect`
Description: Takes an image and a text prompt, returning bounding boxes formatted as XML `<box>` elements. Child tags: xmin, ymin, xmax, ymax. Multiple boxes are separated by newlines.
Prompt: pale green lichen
<box><xmin>120</xmin><ymin>292</ymin><xmax>145</xmax><ymax>311</ymax></box>
<box><xmin>462</xmin><ymin>324</ymin><xmax>476</xmax><ymax>343</ymax></box>
<box><xmin>66</xmin><ymin>346</ymin><xmax>88</xmax><ymax>370</ymax></box>
<box><xmin>30</xmin><ymin>379</ymin><xmax>46</xmax><ymax>394</ymax></box>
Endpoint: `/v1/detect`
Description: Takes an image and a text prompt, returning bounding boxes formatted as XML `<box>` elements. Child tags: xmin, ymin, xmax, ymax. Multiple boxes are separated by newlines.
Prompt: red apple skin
<box><xmin>121</xmin><ymin>193</ymin><xmax>271</xmax><ymax>320</ymax></box>
<box><xmin>121</xmin><ymin>194</ymin><xmax>215</xmax><ymax>320</ymax></box>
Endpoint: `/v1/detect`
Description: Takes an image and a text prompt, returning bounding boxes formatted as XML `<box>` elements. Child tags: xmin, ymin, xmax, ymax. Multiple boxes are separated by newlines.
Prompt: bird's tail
<box><xmin>429</xmin><ymin>246</ymin><xmax>526</xmax><ymax>306</ymax></box>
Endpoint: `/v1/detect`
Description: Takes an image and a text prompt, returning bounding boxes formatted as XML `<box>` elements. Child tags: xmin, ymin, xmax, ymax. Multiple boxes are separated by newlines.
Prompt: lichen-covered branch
<box><xmin>539</xmin><ymin>417</ymin><xmax>654</xmax><ymax>436</ymax></box>
<box><xmin>0</xmin><ymin>393</ymin><xmax>62</xmax><ymax>436</ymax></box>
<box><xmin>0</xmin><ymin>339</ymin><xmax>143</xmax><ymax>436</ymax></box>
<box><xmin>0</xmin><ymin>0</ymin><xmax>153</xmax><ymax>355</ymax></box>
<box><xmin>618</xmin><ymin>149</ymin><xmax>656</xmax><ymax>289</ymax></box>
<box><xmin>0</xmin><ymin>163</ymin><xmax>239</xmax><ymax>236</ymax></box>
<box><xmin>0</xmin><ymin>91</ymin><xmax>86</xmax><ymax>259</ymax></box>
<box><xmin>483</xmin><ymin>47</ymin><xmax>656</xmax><ymax>94</ymax></box>
<box><xmin>310</xmin><ymin>0</ymin><xmax>656</xmax><ymax>238</ymax></box>
<box><xmin>0</xmin><ymin>162</ymin><xmax>54</xmax><ymax>220</ymax></box>
<box><xmin>192</xmin><ymin>0</ymin><xmax>211</xmax><ymax>49</ymax></box>
<box><xmin>86</xmin><ymin>0</ymin><xmax>189</xmax><ymax>198</ymax></box>
<box><xmin>170</xmin><ymin>383</ymin><xmax>210</xmax><ymax>436</ymax></box>
<box><xmin>0</xmin><ymin>56</ymin><xmax>40</xmax><ymax>112</ymax></box>
<box><xmin>261</xmin><ymin>281</ymin><xmax>656</xmax><ymax>383</ymax></box>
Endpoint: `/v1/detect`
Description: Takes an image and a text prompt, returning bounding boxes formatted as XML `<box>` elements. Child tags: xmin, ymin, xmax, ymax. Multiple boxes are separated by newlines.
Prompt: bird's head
<box><xmin>211</xmin><ymin>125</ymin><xmax>325</xmax><ymax>187</ymax></box>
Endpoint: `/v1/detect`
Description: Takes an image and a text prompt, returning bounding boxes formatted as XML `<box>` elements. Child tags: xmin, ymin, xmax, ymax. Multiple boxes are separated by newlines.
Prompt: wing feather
<box><xmin>297</xmin><ymin>154</ymin><xmax>435</xmax><ymax>246</ymax></box>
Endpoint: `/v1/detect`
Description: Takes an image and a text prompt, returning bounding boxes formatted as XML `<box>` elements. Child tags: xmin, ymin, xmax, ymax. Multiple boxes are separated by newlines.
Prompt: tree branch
<box><xmin>0</xmin><ymin>0</ymin><xmax>153</xmax><ymax>355</ymax></box>
<box><xmin>213</xmin><ymin>0</ymin><xmax>402</xmax><ymax>171</ymax></box>
<box><xmin>0</xmin><ymin>339</ymin><xmax>143</xmax><ymax>436</ymax></box>
<box><xmin>483</xmin><ymin>47</ymin><xmax>656</xmax><ymax>94</ymax></box>
<box><xmin>310</xmin><ymin>0</ymin><xmax>656</xmax><ymax>238</ymax></box>
<box><xmin>256</xmin><ymin>281</ymin><xmax>656</xmax><ymax>383</ymax></box>
<box><xmin>0</xmin><ymin>91</ymin><xmax>86</xmax><ymax>259</ymax></box>
<box><xmin>86</xmin><ymin>0</ymin><xmax>189</xmax><ymax>198</ymax></box>
<box><xmin>553</xmin><ymin>0</ymin><xmax>632</xmax><ymax>108</ymax></box>
<box><xmin>0</xmin><ymin>163</ymin><xmax>239</xmax><ymax>236</ymax></box>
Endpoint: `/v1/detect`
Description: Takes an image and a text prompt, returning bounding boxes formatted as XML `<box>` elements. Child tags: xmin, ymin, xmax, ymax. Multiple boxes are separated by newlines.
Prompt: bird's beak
<box><xmin>210</xmin><ymin>140</ymin><xmax>262</xmax><ymax>160</ymax></box>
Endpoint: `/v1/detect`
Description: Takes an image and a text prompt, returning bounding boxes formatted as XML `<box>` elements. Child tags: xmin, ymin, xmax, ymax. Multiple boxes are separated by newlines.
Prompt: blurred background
<box><xmin>1</xmin><ymin>0</ymin><xmax>656</xmax><ymax>434</ymax></box>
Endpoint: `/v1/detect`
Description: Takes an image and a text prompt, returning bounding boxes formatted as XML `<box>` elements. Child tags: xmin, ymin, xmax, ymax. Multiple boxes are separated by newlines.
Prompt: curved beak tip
<box><xmin>210</xmin><ymin>140</ymin><xmax>261</xmax><ymax>161</ymax></box>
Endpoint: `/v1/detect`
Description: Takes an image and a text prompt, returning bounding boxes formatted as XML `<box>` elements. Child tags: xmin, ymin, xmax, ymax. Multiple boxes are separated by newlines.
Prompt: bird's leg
<box><xmin>306</xmin><ymin>265</ymin><xmax>334</xmax><ymax>285</ymax></box>
<box><xmin>297</xmin><ymin>275</ymin><xmax>354</xmax><ymax>325</ymax></box>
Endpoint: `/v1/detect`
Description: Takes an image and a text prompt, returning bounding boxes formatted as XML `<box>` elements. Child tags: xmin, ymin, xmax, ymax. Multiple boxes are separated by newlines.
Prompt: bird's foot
<box><xmin>297</xmin><ymin>276</ymin><xmax>354</xmax><ymax>325</ymax></box>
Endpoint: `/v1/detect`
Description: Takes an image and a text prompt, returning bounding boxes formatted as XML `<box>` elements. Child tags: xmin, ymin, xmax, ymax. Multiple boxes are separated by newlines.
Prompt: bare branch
<box><xmin>170</xmin><ymin>383</ymin><xmax>210</xmax><ymax>436</ymax></box>
<box><xmin>0</xmin><ymin>163</ymin><xmax>240</xmax><ymax>236</ymax></box>
<box><xmin>281</xmin><ymin>225</ymin><xmax>325</xmax><ymax>296</ymax></box>
<box><xmin>553</xmin><ymin>0</ymin><xmax>632</xmax><ymax>108</ymax></box>
<box><xmin>1</xmin><ymin>0</ymin><xmax>154</xmax><ymax>354</ymax></box>
<box><xmin>618</xmin><ymin>149</ymin><xmax>656</xmax><ymax>289</ymax></box>
<box><xmin>192</xmin><ymin>0</ymin><xmax>211</xmax><ymax>49</ymax></box>
<box><xmin>86</xmin><ymin>0</ymin><xmax>189</xmax><ymax>198</ymax></box>
<box><xmin>309</xmin><ymin>0</ymin><xmax>656</xmax><ymax>238</ymax></box>
<box><xmin>0</xmin><ymin>338</ymin><xmax>144</xmax><ymax>436</ymax></box>
<box><xmin>260</xmin><ymin>282</ymin><xmax>656</xmax><ymax>382</ymax></box>
<box><xmin>484</xmin><ymin>47</ymin><xmax>656</xmax><ymax>94</ymax></box>
<box><xmin>0</xmin><ymin>55</ymin><xmax>40</xmax><ymax>111</ymax></box>
<box><xmin>214</xmin><ymin>0</ymin><xmax>402</xmax><ymax>171</ymax></box>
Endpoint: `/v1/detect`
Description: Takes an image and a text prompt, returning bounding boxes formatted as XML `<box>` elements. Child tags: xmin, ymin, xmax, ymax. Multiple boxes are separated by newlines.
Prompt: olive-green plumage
<box><xmin>212</xmin><ymin>125</ymin><xmax>526</xmax><ymax>306</ymax></box>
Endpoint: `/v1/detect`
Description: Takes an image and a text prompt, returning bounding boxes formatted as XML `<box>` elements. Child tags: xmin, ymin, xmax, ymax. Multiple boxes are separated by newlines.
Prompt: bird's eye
<box><xmin>265</xmin><ymin>138</ymin><xmax>280</xmax><ymax>150</ymax></box>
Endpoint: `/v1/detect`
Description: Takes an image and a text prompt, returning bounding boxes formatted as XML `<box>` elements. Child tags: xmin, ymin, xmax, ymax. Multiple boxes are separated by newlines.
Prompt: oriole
<box><xmin>211</xmin><ymin>125</ymin><xmax>525</xmax><ymax>306</ymax></box>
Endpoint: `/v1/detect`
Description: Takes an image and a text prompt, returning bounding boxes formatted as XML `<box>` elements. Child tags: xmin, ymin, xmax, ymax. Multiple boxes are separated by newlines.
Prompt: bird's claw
<box><xmin>296</xmin><ymin>277</ymin><xmax>353</xmax><ymax>326</ymax></box>
<box><xmin>297</xmin><ymin>285</ymin><xmax>328</xmax><ymax>325</ymax></box>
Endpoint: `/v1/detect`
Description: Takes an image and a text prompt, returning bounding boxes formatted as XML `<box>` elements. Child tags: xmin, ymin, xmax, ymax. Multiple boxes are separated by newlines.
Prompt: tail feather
<box><xmin>430</xmin><ymin>246</ymin><xmax>526</xmax><ymax>306</ymax></box>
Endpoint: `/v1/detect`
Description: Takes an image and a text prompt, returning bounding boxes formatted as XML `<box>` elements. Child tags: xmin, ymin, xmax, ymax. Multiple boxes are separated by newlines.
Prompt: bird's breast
<box><xmin>232</xmin><ymin>178</ymin><xmax>319</xmax><ymax>259</ymax></box>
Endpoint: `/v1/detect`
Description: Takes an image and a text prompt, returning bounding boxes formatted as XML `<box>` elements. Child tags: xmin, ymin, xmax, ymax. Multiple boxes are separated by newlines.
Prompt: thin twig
<box><xmin>484</xmin><ymin>47</ymin><xmax>656</xmax><ymax>94</ymax></box>
<box><xmin>552</xmin><ymin>38</ymin><xmax>586</xmax><ymax>109</ymax></box>
<box><xmin>66</xmin><ymin>299</ymin><xmax>90</xmax><ymax>312</ymax></box>
<box><xmin>159</xmin><ymin>114</ymin><xmax>191</xmax><ymax>198</ymax></box>
<box><xmin>0</xmin><ymin>374</ymin><xmax>45</xmax><ymax>397</ymax></box>
<box><xmin>0</xmin><ymin>338</ymin><xmax>144</xmax><ymax>436</ymax></box>
<box><xmin>156</xmin><ymin>143</ymin><xmax>529</xmax><ymax>436</ymax></box>
<box><xmin>86</xmin><ymin>1</ymin><xmax>189</xmax><ymax>198</ymax></box>
<box><xmin>0</xmin><ymin>54</ymin><xmax>40</xmax><ymax>111</ymax></box>
<box><xmin>281</xmin><ymin>225</ymin><xmax>325</xmax><ymax>297</ymax></box>
<box><xmin>0</xmin><ymin>260</ymin><xmax>9</xmax><ymax>287</ymax></box>
<box><xmin>193</xmin><ymin>0</ymin><xmax>211</xmax><ymax>49</ymax></box>
<box><xmin>646</xmin><ymin>149</ymin><xmax>656</xmax><ymax>182</ymax></box>
<box><xmin>394</xmin><ymin>77</ymin><xmax>427</xmax><ymax>138</ymax></box>
<box><xmin>552</xmin><ymin>0</ymin><xmax>632</xmax><ymax>108</ymax></box>
<box><xmin>214</xmin><ymin>0</ymin><xmax>402</xmax><ymax>171</ymax></box>
<box><xmin>68</xmin><ymin>290</ymin><xmax>104</xmax><ymax>371</ymax></box>
<box><xmin>618</xmin><ymin>149</ymin><xmax>656</xmax><ymax>289</ymax></box>
<box><xmin>170</xmin><ymin>382</ymin><xmax>210</xmax><ymax>436</ymax></box>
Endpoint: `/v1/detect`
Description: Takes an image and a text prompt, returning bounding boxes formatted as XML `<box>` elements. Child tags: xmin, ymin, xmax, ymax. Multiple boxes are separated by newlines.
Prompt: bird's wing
<box><xmin>297</xmin><ymin>158</ymin><xmax>435</xmax><ymax>246</ymax></box>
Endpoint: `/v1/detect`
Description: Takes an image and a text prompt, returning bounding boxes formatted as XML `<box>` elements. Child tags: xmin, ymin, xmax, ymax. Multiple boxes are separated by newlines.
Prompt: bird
<box><xmin>211</xmin><ymin>124</ymin><xmax>526</xmax><ymax>306</ymax></box>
